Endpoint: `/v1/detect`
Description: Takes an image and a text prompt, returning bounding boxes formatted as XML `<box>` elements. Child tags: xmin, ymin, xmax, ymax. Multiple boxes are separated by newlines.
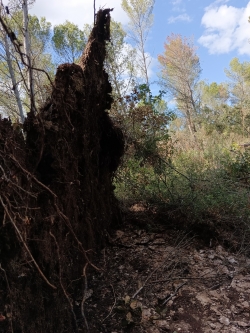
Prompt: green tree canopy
<box><xmin>52</xmin><ymin>21</ymin><xmax>87</xmax><ymax>63</ymax></box>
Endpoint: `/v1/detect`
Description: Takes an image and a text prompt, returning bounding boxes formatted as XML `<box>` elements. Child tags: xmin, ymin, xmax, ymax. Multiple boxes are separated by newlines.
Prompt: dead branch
<box><xmin>0</xmin><ymin>14</ymin><xmax>54</xmax><ymax>94</ymax></box>
<box><xmin>162</xmin><ymin>281</ymin><xmax>187</xmax><ymax>306</ymax></box>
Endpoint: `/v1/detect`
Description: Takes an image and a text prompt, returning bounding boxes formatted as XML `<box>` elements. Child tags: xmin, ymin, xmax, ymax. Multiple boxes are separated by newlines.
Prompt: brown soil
<box><xmin>84</xmin><ymin>207</ymin><xmax>250</xmax><ymax>333</ymax></box>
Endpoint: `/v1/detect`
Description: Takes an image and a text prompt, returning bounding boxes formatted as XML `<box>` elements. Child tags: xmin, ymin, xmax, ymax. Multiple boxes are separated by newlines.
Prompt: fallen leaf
<box><xmin>126</xmin><ymin>312</ymin><xmax>133</xmax><ymax>323</ymax></box>
<box><xmin>130</xmin><ymin>300</ymin><xmax>142</xmax><ymax>309</ymax></box>
<box><xmin>124</xmin><ymin>295</ymin><xmax>130</xmax><ymax>304</ymax></box>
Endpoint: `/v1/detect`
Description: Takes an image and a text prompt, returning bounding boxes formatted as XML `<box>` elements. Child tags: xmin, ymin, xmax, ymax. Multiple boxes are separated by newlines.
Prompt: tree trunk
<box><xmin>22</xmin><ymin>0</ymin><xmax>35</xmax><ymax>112</ymax></box>
<box><xmin>3</xmin><ymin>31</ymin><xmax>25</xmax><ymax>122</ymax></box>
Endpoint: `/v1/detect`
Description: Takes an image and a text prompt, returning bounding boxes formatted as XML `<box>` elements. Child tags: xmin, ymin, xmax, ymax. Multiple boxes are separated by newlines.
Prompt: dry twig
<box><xmin>102</xmin><ymin>284</ymin><xmax>116</xmax><ymax>323</ymax></box>
<box><xmin>162</xmin><ymin>281</ymin><xmax>187</xmax><ymax>306</ymax></box>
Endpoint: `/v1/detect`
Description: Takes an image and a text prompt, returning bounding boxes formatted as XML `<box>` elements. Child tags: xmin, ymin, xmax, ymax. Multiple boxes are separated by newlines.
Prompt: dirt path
<box><xmin>85</xmin><ymin>211</ymin><xmax>250</xmax><ymax>333</ymax></box>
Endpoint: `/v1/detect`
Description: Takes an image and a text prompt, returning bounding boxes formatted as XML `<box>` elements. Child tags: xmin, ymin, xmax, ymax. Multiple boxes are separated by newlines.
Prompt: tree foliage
<box><xmin>158</xmin><ymin>34</ymin><xmax>201</xmax><ymax>136</ymax></box>
<box><xmin>52</xmin><ymin>20</ymin><xmax>87</xmax><ymax>63</ymax></box>
<box><xmin>225</xmin><ymin>57</ymin><xmax>250</xmax><ymax>137</ymax></box>
<box><xmin>0</xmin><ymin>2</ymin><xmax>54</xmax><ymax>120</ymax></box>
<box><xmin>121</xmin><ymin>0</ymin><xmax>155</xmax><ymax>85</ymax></box>
<box><xmin>105</xmin><ymin>20</ymin><xmax>137</xmax><ymax>101</ymax></box>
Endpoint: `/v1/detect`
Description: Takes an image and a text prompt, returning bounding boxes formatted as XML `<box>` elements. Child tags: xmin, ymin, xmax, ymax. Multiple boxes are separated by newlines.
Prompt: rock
<box><xmin>170</xmin><ymin>321</ymin><xmax>191</xmax><ymax>331</ymax></box>
<box><xmin>216</xmin><ymin>245</ymin><xmax>227</xmax><ymax>255</ymax></box>
<box><xmin>196</xmin><ymin>292</ymin><xmax>212</xmax><ymax>306</ymax></box>
<box><xmin>237</xmin><ymin>321</ymin><xmax>250</xmax><ymax>327</ymax></box>
<box><xmin>147</xmin><ymin>327</ymin><xmax>160</xmax><ymax>333</ymax></box>
<box><xmin>153</xmin><ymin>320</ymin><xmax>170</xmax><ymax>329</ymax></box>
<box><xmin>220</xmin><ymin>266</ymin><xmax>230</xmax><ymax>275</ymax></box>
<box><xmin>209</xmin><ymin>322</ymin><xmax>217</xmax><ymax>329</ymax></box>
<box><xmin>193</xmin><ymin>253</ymin><xmax>202</xmax><ymax>261</ymax></box>
<box><xmin>219</xmin><ymin>316</ymin><xmax>230</xmax><ymax>325</ymax></box>
<box><xmin>241</xmin><ymin>301</ymin><xmax>249</xmax><ymax>309</ymax></box>
<box><xmin>228</xmin><ymin>257</ymin><xmax>238</xmax><ymax>265</ymax></box>
<box><xmin>231</xmin><ymin>276</ymin><xmax>250</xmax><ymax>293</ymax></box>
<box><xmin>214</xmin><ymin>259</ymin><xmax>223</xmax><ymax>265</ymax></box>
<box><xmin>208</xmin><ymin>254</ymin><xmax>215</xmax><ymax>259</ymax></box>
<box><xmin>115</xmin><ymin>230</ymin><xmax>124</xmax><ymax>238</ymax></box>
<box><xmin>211</xmin><ymin>305</ymin><xmax>222</xmax><ymax>316</ymax></box>
<box><xmin>141</xmin><ymin>308</ymin><xmax>152</xmax><ymax>322</ymax></box>
<box><xmin>170</xmin><ymin>310</ymin><xmax>175</xmax><ymax>317</ymax></box>
<box><xmin>152</xmin><ymin>238</ymin><xmax>165</xmax><ymax>245</ymax></box>
<box><xmin>231</xmin><ymin>305</ymin><xmax>240</xmax><ymax>314</ymax></box>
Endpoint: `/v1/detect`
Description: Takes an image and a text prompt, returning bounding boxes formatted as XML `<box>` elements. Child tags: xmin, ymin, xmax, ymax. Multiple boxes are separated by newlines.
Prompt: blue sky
<box><xmin>28</xmin><ymin>0</ymin><xmax>250</xmax><ymax>87</ymax></box>
<box><xmin>151</xmin><ymin>0</ymin><xmax>250</xmax><ymax>85</ymax></box>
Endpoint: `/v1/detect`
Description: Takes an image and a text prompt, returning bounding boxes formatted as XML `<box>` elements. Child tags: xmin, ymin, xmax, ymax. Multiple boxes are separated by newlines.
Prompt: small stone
<box><xmin>220</xmin><ymin>266</ymin><xmax>229</xmax><ymax>274</ymax></box>
<box><xmin>237</xmin><ymin>321</ymin><xmax>250</xmax><ymax>327</ymax></box>
<box><xmin>242</xmin><ymin>301</ymin><xmax>249</xmax><ymax>309</ymax></box>
<box><xmin>209</xmin><ymin>323</ymin><xmax>216</xmax><ymax>329</ymax></box>
<box><xmin>152</xmin><ymin>238</ymin><xmax>165</xmax><ymax>245</ymax></box>
<box><xmin>193</xmin><ymin>254</ymin><xmax>202</xmax><ymax>261</ymax></box>
<box><xmin>228</xmin><ymin>257</ymin><xmax>238</xmax><ymax>264</ymax></box>
<box><xmin>115</xmin><ymin>230</ymin><xmax>124</xmax><ymax>238</ymax></box>
<box><xmin>141</xmin><ymin>308</ymin><xmax>151</xmax><ymax>322</ymax></box>
<box><xmin>147</xmin><ymin>328</ymin><xmax>160</xmax><ymax>333</ymax></box>
<box><xmin>219</xmin><ymin>316</ymin><xmax>230</xmax><ymax>325</ymax></box>
<box><xmin>214</xmin><ymin>259</ymin><xmax>223</xmax><ymax>265</ymax></box>
<box><xmin>208</xmin><ymin>254</ymin><xmax>215</xmax><ymax>259</ymax></box>
<box><xmin>196</xmin><ymin>292</ymin><xmax>212</xmax><ymax>306</ymax></box>
<box><xmin>168</xmin><ymin>300</ymin><xmax>173</xmax><ymax>306</ymax></box>
<box><xmin>231</xmin><ymin>305</ymin><xmax>239</xmax><ymax>314</ymax></box>
<box><xmin>154</xmin><ymin>320</ymin><xmax>170</xmax><ymax>329</ymax></box>
<box><xmin>216</xmin><ymin>245</ymin><xmax>226</xmax><ymax>254</ymax></box>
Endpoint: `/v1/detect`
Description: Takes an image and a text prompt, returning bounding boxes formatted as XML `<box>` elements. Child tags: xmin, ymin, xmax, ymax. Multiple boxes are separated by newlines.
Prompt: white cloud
<box><xmin>171</xmin><ymin>0</ymin><xmax>185</xmax><ymax>12</ymax></box>
<box><xmin>198</xmin><ymin>1</ymin><xmax>250</xmax><ymax>55</ymax></box>
<box><xmin>172</xmin><ymin>0</ymin><xmax>182</xmax><ymax>5</ymax></box>
<box><xmin>168</xmin><ymin>13</ymin><xmax>192</xmax><ymax>24</ymax></box>
<box><xmin>27</xmin><ymin>0</ymin><xmax>128</xmax><ymax>27</ymax></box>
<box><xmin>205</xmin><ymin>0</ymin><xmax>229</xmax><ymax>7</ymax></box>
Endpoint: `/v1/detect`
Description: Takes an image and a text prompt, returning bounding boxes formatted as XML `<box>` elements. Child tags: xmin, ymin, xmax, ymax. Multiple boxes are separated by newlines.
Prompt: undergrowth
<box><xmin>114</xmin><ymin>131</ymin><xmax>250</xmax><ymax>229</ymax></box>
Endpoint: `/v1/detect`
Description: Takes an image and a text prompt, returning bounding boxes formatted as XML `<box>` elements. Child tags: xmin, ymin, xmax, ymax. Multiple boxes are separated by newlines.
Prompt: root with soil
<box><xmin>0</xmin><ymin>8</ymin><xmax>124</xmax><ymax>333</ymax></box>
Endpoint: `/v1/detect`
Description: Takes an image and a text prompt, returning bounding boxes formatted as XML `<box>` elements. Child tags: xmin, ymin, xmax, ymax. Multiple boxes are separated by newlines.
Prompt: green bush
<box><xmin>113</xmin><ymin>86</ymin><xmax>250</xmax><ymax>228</ymax></box>
<box><xmin>115</xmin><ymin>142</ymin><xmax>250</xmax><ymax>226</ymax></box>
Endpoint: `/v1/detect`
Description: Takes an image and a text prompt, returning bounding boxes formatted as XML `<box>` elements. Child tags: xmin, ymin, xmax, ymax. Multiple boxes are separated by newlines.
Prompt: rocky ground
<box><xmin>84</xmin><ymin>206</ymin><xmax>250</xmax><ymax>333</ymax></box>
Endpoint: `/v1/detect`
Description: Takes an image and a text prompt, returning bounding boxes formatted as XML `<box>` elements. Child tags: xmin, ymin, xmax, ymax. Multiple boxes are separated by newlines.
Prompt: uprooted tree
<box><xmin>0</xmin><ymin>8</ymin><xmax>124</xmax><ymax>333</ymax></box>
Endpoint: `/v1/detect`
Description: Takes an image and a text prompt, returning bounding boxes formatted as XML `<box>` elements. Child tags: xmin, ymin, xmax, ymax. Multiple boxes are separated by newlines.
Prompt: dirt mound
<box><xmin>0</xmin><ymin>8</ymin><xmax>124</xmax><ymax>333</ymax></box>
